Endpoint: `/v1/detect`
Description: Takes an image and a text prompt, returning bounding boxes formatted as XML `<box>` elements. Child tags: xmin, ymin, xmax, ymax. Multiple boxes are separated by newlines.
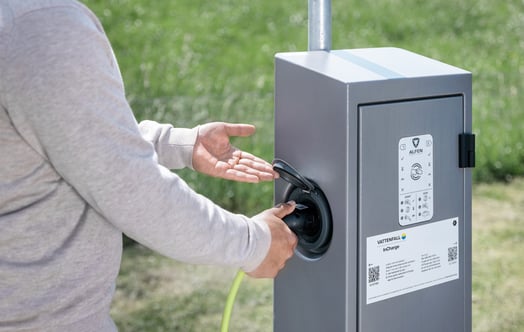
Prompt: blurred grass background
<box><xmin>80</xmin><ymin>0</ymin><xmax>524</xmax><ymax>330</ymax></box>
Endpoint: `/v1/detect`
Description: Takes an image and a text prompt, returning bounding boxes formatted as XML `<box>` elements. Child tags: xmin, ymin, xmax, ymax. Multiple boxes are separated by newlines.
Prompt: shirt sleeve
<box><xmin>1</xmin><ymin>5</ymin><xmax>270</xmax><ymax>272</ymax></box>
<box><xmin>137</xmin><ymin>120</ymin><xmax>199</xmax><ymax>170</ymax></box>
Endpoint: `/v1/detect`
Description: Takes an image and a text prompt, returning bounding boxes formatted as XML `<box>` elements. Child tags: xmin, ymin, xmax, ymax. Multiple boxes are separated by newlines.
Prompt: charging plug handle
<box><xmin>283</xmin><ymin>203</ymin><xmax>323</xmax><ymax>244</ymax></box>
<box><xmin>273</xmin><ymin>159</ymin><xmax>332</xmax><ymax>259</ymax></box>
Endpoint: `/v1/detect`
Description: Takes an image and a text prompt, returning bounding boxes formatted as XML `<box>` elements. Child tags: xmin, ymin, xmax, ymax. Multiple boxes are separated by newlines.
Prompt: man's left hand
<box><xmin>192</xmin><ymin>122</ymin><xmax>278</xmax><ymax>183</ymax></box>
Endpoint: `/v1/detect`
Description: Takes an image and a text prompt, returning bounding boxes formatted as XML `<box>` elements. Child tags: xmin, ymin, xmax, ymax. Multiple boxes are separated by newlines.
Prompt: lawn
<box><xmin>472</xmin><ymin>179</ymin><xmax>524</xmax><ymax>331</ymax></box>
<box><xmin>82</xmin><ymin>0</ymin><xmax>524</xmax><ymax>209</ymax></box>
<box><xmin>110</xmin><ymin>178</ymin><xmax>524</xmax><ymax>331</ymax></box>
<box><xmin>77</xmin><ymin>0</ymin><xmax>524</xmax><ymax>330</ymax></box>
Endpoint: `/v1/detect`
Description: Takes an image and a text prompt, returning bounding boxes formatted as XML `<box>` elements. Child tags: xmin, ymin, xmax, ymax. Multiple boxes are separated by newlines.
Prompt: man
<box><xmin>0</xmin><ymin>0</ymin><xmax>297</xmax><ymax>331</ymax></box>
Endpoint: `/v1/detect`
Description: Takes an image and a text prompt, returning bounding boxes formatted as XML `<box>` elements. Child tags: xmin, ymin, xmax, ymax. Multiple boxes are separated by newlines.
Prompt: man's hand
<box><xmin>247</xmin><ymin>202</ymin><xmax>298</xmax><ymax>278</ymax></box>
<box><xmin>192</xmin><ymin>122</ymin><xmax>278</xmax><ymax>183</ymax></box>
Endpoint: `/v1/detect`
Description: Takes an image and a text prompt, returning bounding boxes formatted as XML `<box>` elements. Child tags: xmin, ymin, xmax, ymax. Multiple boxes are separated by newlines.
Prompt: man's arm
<box><xmin>3</xmin><ymin>5</ymin><xmax>271</xmax><ymax>272</ymax></box>
<box><xmin>138</xmin><ymin>120</ymin><xmax>278</xmax><ymax>183</ymax></box>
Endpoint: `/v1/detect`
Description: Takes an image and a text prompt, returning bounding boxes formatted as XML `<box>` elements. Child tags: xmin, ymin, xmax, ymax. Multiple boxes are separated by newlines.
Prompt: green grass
<box><xmin>110</xmin><ymin>247</ymin><xmax>273</xmax><ymax>331</ymax></box>
<box><xmin>76</xmin><ymin>0</ymin><xmax>524</xmax><ymax>330</ymax></box>
<box><xmin>472</xmin><ymin>179</ymin><xmax>524</xmax><ymax>331</ymax></box>
<box><xmin>82</xmin><ymin>0</ymin><xmax>524</xmax><ymax>216</ymax></box>
<box><xmin>110</xmin><ymin>178</ymin><xmax>524</xmax><ymax>331</ymax></box>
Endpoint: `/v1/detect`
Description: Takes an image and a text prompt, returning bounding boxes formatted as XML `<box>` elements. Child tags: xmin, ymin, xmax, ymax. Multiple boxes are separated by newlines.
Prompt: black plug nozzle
<box><xmin>283</xmin><ymin>204</ymin><xmax>321</xmax><ymax>240</ymax></box>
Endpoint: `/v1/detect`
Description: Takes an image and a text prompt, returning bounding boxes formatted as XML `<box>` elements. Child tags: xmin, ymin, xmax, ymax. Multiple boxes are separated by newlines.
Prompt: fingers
<box><xmin>225</xmin><ymin>150</ymin><xmax>279</xmax><ymax>182</ymax></box>
<box><xmin>229</xmin><ymin>163</ymin><xmax>276</xmax><ymax>182</ymax></box>
<box><xmin>224</xmin><ymin>123</ymin><xmax>256</xmax><ymax>137</ymax></box>
<box><xmin>246</xmin><ymin>211</ymin><xmax>298</xmax><ymax>279</ymax></box>
<box><xmin>286</xmin><ymin>226</ymin><xmax>299</xmax><ymax>251</ymax></box>
<box><xmin>223</xmin><ymin>169</ymin><xmax>260</xmax><ymax>183</ymax></box>
<box><xmin>271</xmin><ymin>201</ymin><xmax>296</xmax><ymax>219</ymax></box>
<box><xmin>234</xmin><ymin>151</ymin><xmax>274</xmax><ymax>172</ymax></box>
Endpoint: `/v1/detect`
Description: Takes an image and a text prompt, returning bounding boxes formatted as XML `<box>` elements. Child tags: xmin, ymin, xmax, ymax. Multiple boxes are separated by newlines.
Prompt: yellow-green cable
<box><xmin>220</xmin><ymin>270</ymin><xmax>245</xmax><ymax>332</ymax></box>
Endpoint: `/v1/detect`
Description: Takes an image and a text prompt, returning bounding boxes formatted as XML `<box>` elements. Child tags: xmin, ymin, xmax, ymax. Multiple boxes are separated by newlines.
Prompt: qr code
<box><xmin>448</xmin><ymin>246</ymin><xmax>458</xmax><ymax>262</ymax></box>
<box><xmin>368</xmin><ymin>266</ymin><xmax>380</xmax><ymax>283</ymax></box>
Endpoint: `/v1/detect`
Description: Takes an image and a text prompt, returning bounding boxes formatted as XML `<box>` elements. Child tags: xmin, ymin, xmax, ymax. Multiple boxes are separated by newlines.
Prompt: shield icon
<box><xmin>412</xmin><ymin>137</ymin><xmax>420</xmax><ymax>148</ymax></box>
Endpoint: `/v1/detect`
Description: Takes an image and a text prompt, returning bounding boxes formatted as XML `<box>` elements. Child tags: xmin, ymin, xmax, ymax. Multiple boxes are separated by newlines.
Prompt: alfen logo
<box><xmin>409</xmin><ymin>137</ymin><xmax>423</xmax><ymax>155</ymax></box>
<box><xmin>412</xmin><ymin>137</ymin><xmax>420</xmax><ymax>148</ymax></box>
<box><xmin>401</xmin><ymin>233</ymin><xmax>407</xmax><ymax>240</ymax></box>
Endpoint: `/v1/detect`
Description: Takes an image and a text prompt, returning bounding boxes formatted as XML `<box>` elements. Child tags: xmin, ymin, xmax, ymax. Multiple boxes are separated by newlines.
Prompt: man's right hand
<box><xmin>247</xmin><ymin>201</ymin><xmax>298</xmax><ymax>278</ymax></box>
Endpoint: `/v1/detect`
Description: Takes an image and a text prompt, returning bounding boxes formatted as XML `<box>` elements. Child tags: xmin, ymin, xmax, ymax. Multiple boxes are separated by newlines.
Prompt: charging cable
<box><xmin>220</xmin><ymin>270</ymin><xmax>245</xmax><ymax>332</ymax></box>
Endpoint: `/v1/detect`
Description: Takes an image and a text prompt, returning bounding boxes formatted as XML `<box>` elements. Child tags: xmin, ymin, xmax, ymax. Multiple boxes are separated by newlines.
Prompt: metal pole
<box><xmin>308</xmin><ymin>0</ymin><xmax>331</xmax><ymax>51</ymax></box>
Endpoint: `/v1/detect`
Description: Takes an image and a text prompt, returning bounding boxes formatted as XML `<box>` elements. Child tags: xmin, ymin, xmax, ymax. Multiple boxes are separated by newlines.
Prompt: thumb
<box><xmin>271</xmin><ymin>201</ymin><xmax>296</xmax><ymax>219</ymax></box>
<box><xmin>224</xmin><ymin>123</ymin><xmax>256</xmax><ymax>137</ymax></box>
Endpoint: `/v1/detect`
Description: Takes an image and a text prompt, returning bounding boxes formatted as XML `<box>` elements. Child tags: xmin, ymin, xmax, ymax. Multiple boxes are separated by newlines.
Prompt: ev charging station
<box><xmin>272</xmin><ymin>1</ymin><xmax>474</xmax><ymax>331</ymax></box>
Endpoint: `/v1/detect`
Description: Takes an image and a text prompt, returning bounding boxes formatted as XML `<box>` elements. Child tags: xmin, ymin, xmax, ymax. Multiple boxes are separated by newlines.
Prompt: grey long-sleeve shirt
<box><xmin>0</xmin><ymin>1</ymin><xmax>270</xmax><ymax>330</ymax></box>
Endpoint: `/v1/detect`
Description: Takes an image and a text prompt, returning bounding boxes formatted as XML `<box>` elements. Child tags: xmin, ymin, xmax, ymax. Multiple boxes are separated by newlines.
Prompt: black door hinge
<box><xmin>459</xmin><ymin>133</ymin><xmax>476</xmax><ymax>168</ymax></box>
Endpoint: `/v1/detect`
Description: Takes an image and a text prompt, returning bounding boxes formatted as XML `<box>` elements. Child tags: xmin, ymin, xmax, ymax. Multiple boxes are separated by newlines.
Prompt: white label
<box><xmin>399</xmin><ymin>134</ymin><xmax>434</xmax><ymax>225</ymax></box>
<box><xmin>366</xmin><ymin>218</ymin><xmax>459</xmax><ymax>304</ymax></box>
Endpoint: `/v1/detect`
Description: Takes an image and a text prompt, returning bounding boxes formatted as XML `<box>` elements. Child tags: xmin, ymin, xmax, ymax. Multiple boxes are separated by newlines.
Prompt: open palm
<box><xmin>192</xmin><ymin>122</ymin><xmax>277</xmax><ymax>183</ymax></box>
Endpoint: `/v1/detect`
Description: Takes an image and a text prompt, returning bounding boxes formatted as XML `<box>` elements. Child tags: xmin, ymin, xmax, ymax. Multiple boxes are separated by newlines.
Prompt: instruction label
<box><xmin>399</xmin><ymin>134</ymin><xmax>434</xmax><ymax>225</ymax></box>
<box><xmin>366</xmin><ymin>218</ymin><xmax>459</xmax><ymax>304</ymax></box>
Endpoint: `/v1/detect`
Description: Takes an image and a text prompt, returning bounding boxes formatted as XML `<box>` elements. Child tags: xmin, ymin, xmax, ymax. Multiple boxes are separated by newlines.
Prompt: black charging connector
<box><xmin>283</xmin><ymin>204</ymin><xmax>319</xmax><ymax>238</ymax></box>
<box><xmin>274</xmin><ymin>159</ymin><xmax>332</xmax><ymax>259</ymax></box>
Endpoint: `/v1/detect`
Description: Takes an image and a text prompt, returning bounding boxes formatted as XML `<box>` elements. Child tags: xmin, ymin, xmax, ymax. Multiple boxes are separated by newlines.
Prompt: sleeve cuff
<box><xmin>240</xmin><ymin>218</ymin><xmax>272</xmax><ymax>273</ymax></box>
<box><xmin>138</xmin><ymin>121</ymin><xmax>199</xmax><ymax>170</ymax></box>
<box><xmin>166</xmin><ymin>126</ymin><xmax>199</xmax><ymax>169</ymax></box>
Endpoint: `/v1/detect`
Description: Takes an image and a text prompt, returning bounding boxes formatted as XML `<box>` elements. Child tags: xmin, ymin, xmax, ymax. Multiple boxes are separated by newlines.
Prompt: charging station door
<box><xmin>358</xmin><ymin>95</ymin><xmax>469</xmax><ymax>331</ymax></box>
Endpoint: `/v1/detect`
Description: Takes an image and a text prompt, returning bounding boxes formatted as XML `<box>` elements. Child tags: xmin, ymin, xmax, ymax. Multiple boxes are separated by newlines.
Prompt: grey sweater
<box><xmin>0</xmin><ymin>1</ymin><xmax>270</xmax><ymax>331</ymax></box>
